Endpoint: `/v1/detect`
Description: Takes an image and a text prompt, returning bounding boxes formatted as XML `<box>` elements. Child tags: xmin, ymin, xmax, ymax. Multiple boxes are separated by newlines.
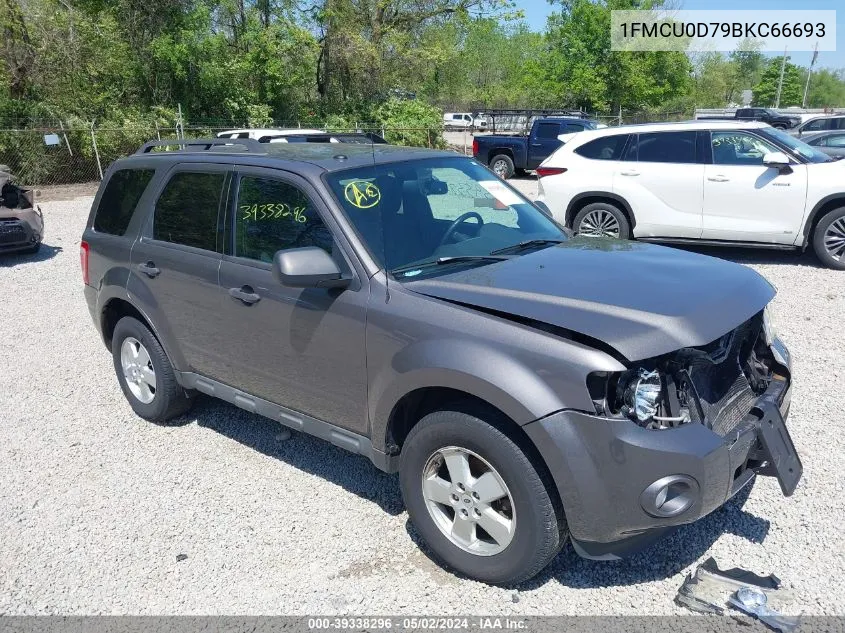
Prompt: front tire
<box><xmin>399</xmin><ymin>406</ymin><xmax>566</xmax><ymax>585</ymax></box>
<box><xmin>813</xmin><ymin>207</ymin><xmax>845</xmax><ymax>270</ymax></box>
<box><xmin>573</xmin><ymin>202</ymin><xmax>631</xmax><ymax>239</ymax></box>
<box><xmin>489</xmin><ymin>154</ymin><xmax>515</xmax><ymax>180</ymax></box>
<box><xmin>112</xmin><ymin>316</ymin><xmax>195</xmax><ymax>422</ymax></box>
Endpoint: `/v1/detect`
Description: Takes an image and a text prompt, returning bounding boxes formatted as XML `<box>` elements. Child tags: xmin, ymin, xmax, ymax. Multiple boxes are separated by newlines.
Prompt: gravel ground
<box><xmin>0</xmin><ymin>190</ymin><xmax>843</xmax><ymax>616</ymax></box>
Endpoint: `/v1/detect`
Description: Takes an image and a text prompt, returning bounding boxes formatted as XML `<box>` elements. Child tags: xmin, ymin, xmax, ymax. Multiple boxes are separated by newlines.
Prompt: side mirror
<box><xmin>272</xmin><ymin>247</ymin><xmax>349</xmax><ymax>289</ymax></box>
<box><xmin>423</xmin><ymin>178</ymin><xmax>448</xmax><ymax>195</ymax></box>
<box><xmin>763</xmin><ymin>151</ymin><xmax>791</xmax><ymax>171</ymax></box>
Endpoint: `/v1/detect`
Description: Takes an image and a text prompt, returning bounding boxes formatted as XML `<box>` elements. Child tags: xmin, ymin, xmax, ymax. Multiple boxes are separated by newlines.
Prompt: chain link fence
<box><xmin>0</xmin><ymin>109</ymin><xmax>688</xmax><ymax>190</ymax></box>
<box><xmin>0</xmin><ymin>122</ymin><xmax>446</xmax><ymax>189</ymax></box>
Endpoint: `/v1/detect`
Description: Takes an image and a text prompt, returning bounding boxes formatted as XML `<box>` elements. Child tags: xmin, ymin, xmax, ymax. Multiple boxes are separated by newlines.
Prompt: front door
<box><xmin>527</xmin><ymin>122</ymin><xmax>564</xmax><ymax>169</ymax></box>
<box><xmin>214</xmin><ymin>168</ymin><xmax>369</xmax><ymax>433</ymax></box>
<box><xmin>702</xmin><ymin>131</ymin><xmax>808</xmax><ymax>244</ymax></box>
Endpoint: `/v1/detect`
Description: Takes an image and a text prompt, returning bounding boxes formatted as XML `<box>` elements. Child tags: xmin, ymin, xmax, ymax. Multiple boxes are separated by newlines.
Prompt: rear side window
<box><xmin>536</xmin><ymin>122</ymin><xmax>561</xmax><ymax>139</ymax></box>
<box><xmin>629</xmin><ymin>131</ymin><xmax>696</xmax><ymax>163</ymax></box>
<box><xmin>93</xmin><ymin>169</ymin><xmax>155</xmax><ymax>235</ymax></box>
<box><xmin>153</xmin><ymin>172</ymin><xmax>225</xmax><ymax>251</ymax></box>
<box><xmin>575</xmin><ymin>134</ymin><xmax>629</xmax><ymax>160</ymax></box>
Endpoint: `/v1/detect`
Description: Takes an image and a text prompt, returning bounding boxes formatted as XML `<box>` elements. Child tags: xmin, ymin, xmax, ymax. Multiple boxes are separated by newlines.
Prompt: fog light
<box><xmin>640</xmin><ymin>475</ymin><xmax>699</xmax><ymax>518</ymax></box>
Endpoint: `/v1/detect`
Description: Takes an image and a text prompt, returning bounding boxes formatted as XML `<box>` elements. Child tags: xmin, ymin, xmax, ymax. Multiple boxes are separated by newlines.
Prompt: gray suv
<box><xmin>82</xmin><ymin>139</ymin><xmax>802</xmax><ymax>585</ymax></box>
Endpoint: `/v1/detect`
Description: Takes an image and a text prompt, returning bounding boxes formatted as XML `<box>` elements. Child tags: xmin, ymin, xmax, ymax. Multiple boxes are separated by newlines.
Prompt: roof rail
<box><xmin>135</xmin><ymin>138</ymin><xmax>265</xmax><ymax>154</ymax></box>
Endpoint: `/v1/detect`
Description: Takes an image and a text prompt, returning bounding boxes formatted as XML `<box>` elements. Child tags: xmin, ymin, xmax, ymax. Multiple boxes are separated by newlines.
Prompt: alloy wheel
<box><xmin>578</xmin><ymin>209</ymin><xmax>621</xmax><ymax>238</ymax></box>
<box><xmin>492</xmin><ymin>160</ymin><xmax>509</xmax><ymax>178</ymax></box>
<box><xmin>421</xmin><ymin>446</ymin><xmax>515</xmax><ymax>556</ymax></box>
<box><xmin>824</xmin><ymin>217</ymin><xmax>845</xmax><ymax>261</ymax></box>
<box><xmin>120</xmin><ymin>336</ymin><xmax>157</xmax><ymax>404</ymax></box>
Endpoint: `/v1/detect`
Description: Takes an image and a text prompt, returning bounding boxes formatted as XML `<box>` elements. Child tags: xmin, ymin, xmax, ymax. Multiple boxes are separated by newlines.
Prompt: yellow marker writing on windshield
<box><xmin>344</xmin><ymin>181</ymin><xmax>381</xmax><ymax>209</ymax></box>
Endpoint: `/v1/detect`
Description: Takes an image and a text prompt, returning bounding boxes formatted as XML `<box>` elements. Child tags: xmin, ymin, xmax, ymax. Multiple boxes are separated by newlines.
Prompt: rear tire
<box><xmin>490</xmin><ymin>154</ymin><xmax>515</xmax><ymax>180</ymax></box>
<box><xmin>573</xmin><ymin>202</ymin><xmax>631</xmax><ymax>239</ymax></box>
<box><xmin>812</xmin><ymin>207</ymin><xmax>845</xmax><ymax>270</ymax></box>
<box><xmin>112</xmin><ymin>316</ymin><xmax>195</xmax><ymax>422</ymax></box>
<box><xmin>399</xmin><ymin>406</ymin><xmax>566</xmax><ymax>585</ymax></box>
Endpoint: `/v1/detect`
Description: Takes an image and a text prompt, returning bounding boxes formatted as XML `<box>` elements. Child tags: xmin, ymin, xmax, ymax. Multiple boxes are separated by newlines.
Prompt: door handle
<box><xmin>136</xmin><ymin>261</ymin><xmax>160</xmax><ymax>278</ymax></box>
<box><xmin>707</xmin><ymin>175</ymin><xmax>730</xmax><ymax>182</ymax></box>
<box><xmin>619</xmin><ymin>170</ymin><xmax>640</xmax><ymax>176</ymax></box>
<box><xmin>229</xmin><ymin>285</ymin><xmax>261</xmax><ymax>305</ymax></box>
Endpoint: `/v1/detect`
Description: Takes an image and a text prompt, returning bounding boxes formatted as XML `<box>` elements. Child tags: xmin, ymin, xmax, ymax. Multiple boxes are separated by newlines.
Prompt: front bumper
<box><xmin>523</xmin><ymin>342</ymin><xmax>799</xmax><ymax>560</ymax></box>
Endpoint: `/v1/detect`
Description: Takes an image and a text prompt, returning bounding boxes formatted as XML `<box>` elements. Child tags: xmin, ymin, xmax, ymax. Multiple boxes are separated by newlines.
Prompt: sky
<box><xmin>519</xmin><ymin>0</ymin><xmax>845</xmax><ymax>69</ymax></box>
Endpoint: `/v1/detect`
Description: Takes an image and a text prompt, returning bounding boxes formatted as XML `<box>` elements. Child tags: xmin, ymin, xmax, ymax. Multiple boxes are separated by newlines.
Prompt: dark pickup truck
<box><xmin>699</xmin><ymin>108</ymin><xmax>801</xmax><ymax>130</ymax></box>
<box><xmin>473</xmin><ymin>117</ymin><xmax>599</xmax><ymax>179</ymax></box>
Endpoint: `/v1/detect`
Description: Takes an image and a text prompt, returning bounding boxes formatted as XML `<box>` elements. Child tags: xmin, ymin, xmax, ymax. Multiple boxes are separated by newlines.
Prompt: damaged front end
<box><xmin>589</xmin><ymin>308</ymin><xmax>790</xmax><ymax>437</ymax></box>
<box><xmin>0</xmin><ymin>165</ymin><xmax>43</xmax><ymax>254</ymax></box>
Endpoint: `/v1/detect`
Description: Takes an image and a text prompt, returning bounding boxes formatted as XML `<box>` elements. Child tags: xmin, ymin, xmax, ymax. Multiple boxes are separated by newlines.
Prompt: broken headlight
<box><xmin>613</xmin><ymin>368</ymin><xmax>691</xmax><ymax>430</ymax></box>
<box><xmin>620</xmin><ymin>368</ymin><xmax>662</xmax><ymax>423</ymax></box>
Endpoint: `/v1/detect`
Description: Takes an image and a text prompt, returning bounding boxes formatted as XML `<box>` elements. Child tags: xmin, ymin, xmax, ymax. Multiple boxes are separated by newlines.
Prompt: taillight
<box><xmin>472</xmin><ymin>138</ymin><xmax>479</xmax><ymax>155</ymax></box>
<box><xmin>536</xmin><ymin>167</ymin><xmax>567</xmax><ymax>178</ymax></box>
<box><xmin>80</xmin><ymin>241</ymin><xmax>90</xmax><ymax>285</ymax></box>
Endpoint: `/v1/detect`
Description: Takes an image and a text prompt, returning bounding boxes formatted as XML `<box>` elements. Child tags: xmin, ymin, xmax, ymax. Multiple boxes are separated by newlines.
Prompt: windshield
<box><xmin>763</xmin><ymin>127</ymin><xmax>833</xmax><ymax>163</ymax></box>
<box><xmin>325</xmin><ymin>156</ymin><xmax>565</xmax><ymax>278</ymax></box>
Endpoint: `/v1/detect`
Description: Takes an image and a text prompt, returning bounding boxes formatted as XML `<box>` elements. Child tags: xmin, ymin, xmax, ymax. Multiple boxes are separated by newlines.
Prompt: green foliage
<box><xmin>753</xmin><ymin>57</ymin><xmax>804</xmax><ymax>107</ymax></box>
<box><xmin>371</xmin><ymin>98</ymin><xmax>444</xmax><ymax>147</ymax></box>
<box><xmin>806</xmin><ymin>69</ymin><xmax>845</xmax><ymax>109</ymax></box>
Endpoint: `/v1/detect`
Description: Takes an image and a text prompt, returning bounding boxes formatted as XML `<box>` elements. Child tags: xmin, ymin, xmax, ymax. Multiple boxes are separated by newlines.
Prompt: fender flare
<box><xmin>800</xmin><ymin>193</ymin><xmax>845</xmax><ymax>249</ymax></box>
<box><xmin>565</xmin><ymin>192</ymin><xmax>636</xmax><ymax>229</ymax></box>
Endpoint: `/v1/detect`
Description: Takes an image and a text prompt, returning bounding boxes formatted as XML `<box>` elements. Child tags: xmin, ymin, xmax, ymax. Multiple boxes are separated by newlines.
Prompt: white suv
<box><xmin>536</xmin><ymin>121</ymin><xmax>845</xmax><ymax>269</ymax></box>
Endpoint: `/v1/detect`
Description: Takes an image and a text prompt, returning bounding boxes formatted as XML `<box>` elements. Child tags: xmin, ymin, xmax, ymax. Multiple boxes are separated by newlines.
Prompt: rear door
<box><xmin>127</xmin><ymin>164</ymin><xmax>230</xmax><ymax>375</ymax></box>
<box><xmin>613</xmin><ymin>131</ymin><xmax>703</xmax><ymax>239</ymax></box>
<box><xmin>702</xmin><ymin>130</ymin><xmax>807</xmax><ymax>244</ymax></box>
<box><xmin>527</xmin><ymin>122</ymin><xmax>565</xmax><ymax>169</ymax></box>
<box><xmin>213</xmin><ymin>167</ymin><xmax>369</xmax><ymax>432</ymax></box>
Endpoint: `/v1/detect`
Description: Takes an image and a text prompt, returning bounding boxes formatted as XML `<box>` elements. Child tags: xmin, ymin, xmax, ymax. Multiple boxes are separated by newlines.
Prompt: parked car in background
<box><xmin>790</xmin><ymin>115</ymin><xmax>845</xmax><ymax>138</ymax></box>
<box><xmin>216</xmin><ymin>128</ymin><xmax>324</xmax><ymax>140</ymax></box>
<box><xmin>81</xmin><ymin>138</ymin><xmax>800</xmax><ymax>585</ymax></box>
<box><xmin>0</xmin><ymin>165</ymin><xmax>43</xmax><ymax>254</ymax></box>
<box><xmin>472</xmin><ymin>117</ymin><xmax>599</xmax><ymax>179</ymax></box>
<box><xmin>801</xmin><ymin>130</ymin><xmax>845</xmax><ymax>159</ymax></box>
<box><xmin>443</xmin><ymin>112</ymin><xmax>487</xmax><ymax>130</ymax></box>
<box><xmin>258</xmin><ymin>132</ymin><xmax>389</xmax><ymax>144</ymax></box>
<box><xmin>698</xmin><ymin>108</ymin><xmax>801</xmax><ymax>129</ymax></box>
<box><xmin>535</xmin><ymin>121</ymin><xmax>845</xmax><ymax>269</ymax></box>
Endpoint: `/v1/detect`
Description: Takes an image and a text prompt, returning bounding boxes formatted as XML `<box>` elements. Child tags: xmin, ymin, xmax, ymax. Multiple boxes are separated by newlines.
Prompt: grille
<box><xmin>683</xmin><ymin>317</ymin><xmax>760</xmax><ymax>437</ymax></box>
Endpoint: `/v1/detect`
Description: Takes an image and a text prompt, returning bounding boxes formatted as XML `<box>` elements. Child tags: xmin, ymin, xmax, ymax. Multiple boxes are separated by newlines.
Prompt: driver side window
<box><xmin>711</xmin><ymin>132</ymin><xmax>779</xmax><ymax>166</ymax></box>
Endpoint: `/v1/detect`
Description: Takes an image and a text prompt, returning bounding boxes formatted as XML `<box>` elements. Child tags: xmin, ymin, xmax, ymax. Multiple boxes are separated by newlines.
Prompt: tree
<box><xmin>806</xmin><ymin>68</ymin><xmax>845</xmax><ymax>109</ymax></box>
<box><xmin>539</xmin><ymin>0</ymin><xmax>692</xmax><ymax>112</ymax></box>
<box><xmin>752</xmin><ymin>57</ymin><xmax>803</xmax><ymax>107</ymax></box>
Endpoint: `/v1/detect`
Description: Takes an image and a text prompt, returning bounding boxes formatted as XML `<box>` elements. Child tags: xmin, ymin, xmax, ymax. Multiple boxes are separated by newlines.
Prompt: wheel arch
<box><xmin>800</xmin><ymin>194</ymin><xmax>845</xmax><ymax>250</ymax></box>
<box><xmin>488</xmin><ymin>147</ymin><xmax>515</xmax><ymax>164</ymax></box>
<box><xmin>565</xmin><ymin>192</ymin><xmax>636</xmax><ymax>231</ymax></box>
<box><xmin>100</xmin><ymin>296</ymin><xmax>186</xmax><ymax>371</ymax></box>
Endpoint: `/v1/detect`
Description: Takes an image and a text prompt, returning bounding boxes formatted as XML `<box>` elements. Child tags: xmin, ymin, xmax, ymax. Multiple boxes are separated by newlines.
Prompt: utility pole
<box><xmin>775</xmin><ymin>47</ymin><xmax>787</xmax><ymax>108</ymax></box>
<box><xmin>802</xmin><ymin>43</ymin><xmax>819</xmax><ymax>108</ymax></box>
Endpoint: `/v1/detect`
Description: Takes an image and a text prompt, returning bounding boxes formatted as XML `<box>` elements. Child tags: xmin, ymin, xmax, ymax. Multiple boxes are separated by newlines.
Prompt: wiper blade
<box><xmin>391</xmin><ymin>255</ymin><xmax>510</xmax><ymax>276</ymax></box>
<box><xmin>490</xmin><ymin>238</ymin><xmax>565</xmax><ymax>255</ymax></box>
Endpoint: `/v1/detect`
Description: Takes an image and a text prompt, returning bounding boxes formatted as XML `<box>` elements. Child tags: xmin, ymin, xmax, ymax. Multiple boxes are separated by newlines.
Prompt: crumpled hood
<box><xmin>404</xmin><ymin>238</ymin><xmax>775</xmax><ymax>361</ymax></box>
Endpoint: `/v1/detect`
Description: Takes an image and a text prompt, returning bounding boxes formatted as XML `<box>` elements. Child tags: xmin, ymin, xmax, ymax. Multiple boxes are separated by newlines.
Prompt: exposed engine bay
<box><xmin>592</xmin><ymin>310</ymin><xmax>784</xmax><ymax>436</ymax></box>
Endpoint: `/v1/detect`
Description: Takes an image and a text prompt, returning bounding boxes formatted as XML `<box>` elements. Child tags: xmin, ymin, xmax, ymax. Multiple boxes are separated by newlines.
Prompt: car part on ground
<box><xmin>676</xmin><ymin>557</ymin><xmax>800</xmax><ymax>632</ymax></box>
<box><xmin>0</xmin><ymin>166</ymin><xmax>43</xmax><ymax>255</ymax></box>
